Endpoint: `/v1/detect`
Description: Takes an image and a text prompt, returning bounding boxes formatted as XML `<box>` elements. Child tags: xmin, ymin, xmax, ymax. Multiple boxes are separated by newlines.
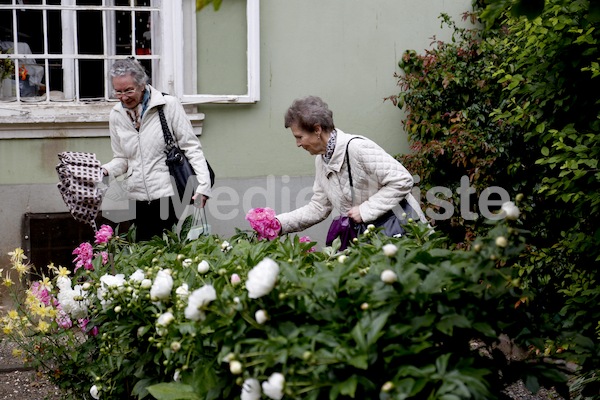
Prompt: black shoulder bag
<box><xmin>158</xmin><ymin>106</ymin><xmax>215</xmax><ymax>204</ymax></box>
<box><xmin>346</xmin><ymin>137</ymin><xmax>406</xmax><ymax>238</ymax></box>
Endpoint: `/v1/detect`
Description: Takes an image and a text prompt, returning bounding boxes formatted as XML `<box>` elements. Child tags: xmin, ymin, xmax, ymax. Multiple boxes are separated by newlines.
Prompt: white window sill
<box><xmin>0</xmin><ymin>102</ymin><xmax>205</xmax><ymax>139</ymax></box>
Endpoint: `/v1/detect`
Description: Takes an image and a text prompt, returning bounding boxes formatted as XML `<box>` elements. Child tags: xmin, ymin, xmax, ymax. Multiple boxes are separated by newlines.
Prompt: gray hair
<box><xmin>110</xmin><ymin>58</ymin><xmax>149</xmax><ymax>86</ymax></box>
<box><xmin>284</xmin><ymin>95</ymin><xmax>335</xmax><ymax>133</ymax></box>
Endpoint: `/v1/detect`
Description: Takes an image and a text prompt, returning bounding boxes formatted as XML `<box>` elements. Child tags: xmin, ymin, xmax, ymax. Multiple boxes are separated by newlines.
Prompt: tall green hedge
<box><xmin>389</xmin><ymin>0</ymin><xmax>599</xmax><ymax>396</ymax></box>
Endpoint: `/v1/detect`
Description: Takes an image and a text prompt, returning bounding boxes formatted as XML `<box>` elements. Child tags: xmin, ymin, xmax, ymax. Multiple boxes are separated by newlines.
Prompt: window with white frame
<box><xmin>0</xmin><ymin>0</ymin><xmax>259</xmax><ymax>110</ymax></box>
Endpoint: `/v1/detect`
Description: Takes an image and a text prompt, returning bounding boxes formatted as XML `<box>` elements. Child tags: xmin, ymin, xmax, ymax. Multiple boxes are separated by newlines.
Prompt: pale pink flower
<box><xmin>245</xmin><ymin>207</ymin><xmax>281</xmax><ymax>241</ymax></box>
<box><xmin>299</xmin><ymin>236</ymin><xmax>316</xmax><ymax>253</ymax></box>
<box><xmin>94</xmin><ymin>224</ymin><xmax>114</xmax><ymax>244</ymax></box>
<box><xmin>55</xmin><ymin>306</ymin><xmax>73</xmax><ymax>329</ymax></box>
<box><xmin>30</xmin><ymin>281</ymin><xmax>52</xmax><ymax>306</ymax></box>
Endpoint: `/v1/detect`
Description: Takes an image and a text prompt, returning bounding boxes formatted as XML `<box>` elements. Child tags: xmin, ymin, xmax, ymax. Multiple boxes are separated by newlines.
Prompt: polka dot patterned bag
<box><xmin>56</xmin><ymin>151</ymin><xmax>105</xmax><ymax>230</ymax></box>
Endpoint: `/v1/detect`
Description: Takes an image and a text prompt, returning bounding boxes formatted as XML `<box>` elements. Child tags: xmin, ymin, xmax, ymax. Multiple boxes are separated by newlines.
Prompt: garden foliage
<box><xmin>0</xmin><ymin>212</ymin><xmax>578</xmax><ymax>399</ymax></box>
<box><xmin>387</xmin><ymin>0</ymin><xmax>599</xmax><ymax>396</ymax></box>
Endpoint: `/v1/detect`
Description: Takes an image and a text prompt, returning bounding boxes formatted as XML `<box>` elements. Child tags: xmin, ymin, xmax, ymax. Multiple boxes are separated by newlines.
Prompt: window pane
<box><xmin>78</xmin><ymin>59</ymin><xmax>104</xmax><ymax>99</ymax></box>
<box><xmin>195</xmin><ymin>0</ymin><xmax>247</xmax><ymax>94</ymax></box>
<box><xmin>77</xmin><ymin>10</ymin><xmax>104</xmax><ymax>55</ymax></box>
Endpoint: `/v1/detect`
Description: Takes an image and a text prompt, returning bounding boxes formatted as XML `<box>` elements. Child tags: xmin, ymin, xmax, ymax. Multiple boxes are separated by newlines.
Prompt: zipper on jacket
<box><xmin>137</xmin><ymin>130</ymin><xmax>151</xmax><ymax>202</ymax></box>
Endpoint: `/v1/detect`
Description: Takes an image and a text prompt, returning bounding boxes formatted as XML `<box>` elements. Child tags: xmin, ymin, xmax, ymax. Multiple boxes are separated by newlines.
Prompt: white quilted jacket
<box><xmin>277</xmin><ymin>130</ymin><xmax>425</xmax><ymax>234</ymax></box>
<box><xmin>102</xmin><ymin>86</ymin><xmax>212</xmax><ymax>201</ymax></box>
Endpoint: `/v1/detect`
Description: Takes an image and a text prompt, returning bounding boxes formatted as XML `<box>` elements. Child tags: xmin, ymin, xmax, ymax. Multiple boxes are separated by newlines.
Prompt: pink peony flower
<box><xmin>245</xmin><ymin>207</ymin><xmax>281</xmax><ymax>241</ymax></box>
<box><xmin>78</xmin><ymin>318</ymin><xmax>98</xmax><ymax>336</ymax></box>
<box><xmin>94</xmin><ymin>224</ymin><xmax>114</xmax><ymax>244</ymax></box>
<box><xmin>299</xmin><ymin>236</ymin><xmax>316</xmax><ymax>253</ymax></box>
<box><xmin>73</xmin><ymin>242</ymin><xmax>94</xmax><ymax>272</ymax></box>
<box><xmin>99</xmin><ymin>251</ymin><xmax>109</xmax><ymax>265</ymax></box>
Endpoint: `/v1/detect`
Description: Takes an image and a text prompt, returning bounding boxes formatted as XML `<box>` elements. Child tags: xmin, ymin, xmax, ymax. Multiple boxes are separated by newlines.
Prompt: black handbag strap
<box><xmin>345</xmin><ymin>137</ymin><xmax>364</xmax><ymax>205</ymax></box>
<box><xmin>158</xmin><ymin>106</ymin><xmax>176</xmax><ymax>150</ymax></box>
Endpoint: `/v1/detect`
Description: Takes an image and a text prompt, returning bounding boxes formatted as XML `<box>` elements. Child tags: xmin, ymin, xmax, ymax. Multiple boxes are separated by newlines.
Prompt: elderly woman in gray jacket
<box><xmin>102</xmin><ymin>58</ymin><xmax>212</xmax><ymax>241</ymax></box>
<box><xmin>276</xmin><ymin>96</ymin><xmax>426</xmax><ymax>240</ymax></box>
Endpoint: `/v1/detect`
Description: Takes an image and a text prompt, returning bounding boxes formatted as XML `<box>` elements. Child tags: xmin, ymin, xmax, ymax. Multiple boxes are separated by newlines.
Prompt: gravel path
<box><xmin>0</xmin><ymin>340</ymin><xmax>61</xmax><ymax>400</ymax></box>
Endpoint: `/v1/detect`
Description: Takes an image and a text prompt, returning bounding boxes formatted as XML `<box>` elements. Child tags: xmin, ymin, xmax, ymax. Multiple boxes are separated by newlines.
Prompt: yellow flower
<box><xmin>13</xmin><ymin>261</ymin><xmax>29</xmax><ymax>278</ymax></box>
<box><xmin>39</xmin><ymin>276</ymin><xmax>53</xmax><ymax>291</ymax></box>
<box><xmin>3</xmin><ymin>325</ymin><xmax>13</xmax><ymax>335</ymax></box>
<box><xmin>56</xmin><ymin>266</ymin><xmax>71</xmax><ymax>278</ymax></box>
<box><xmin>8</xmin><ymin>248</ymin><xmax>27</xmax><ymax>264</ymax></box>
<box><xmin>3</xmin><ymin>273</ymin><xmax>14</xmax><ymax>287</ymax></box>
<box><xmin>11</xmin><ymin>348</ymin><xmax>22</xmax><ymax>358</ymax></box>
<box><xmin>7</xmin><ymin>310</ymin><xmax>19</xmax><ymax>319</ymax></box>
<box><xmin>37</xmin><ymin>320</ymin><xmax>50</xmax><ymax>333</ymax></box>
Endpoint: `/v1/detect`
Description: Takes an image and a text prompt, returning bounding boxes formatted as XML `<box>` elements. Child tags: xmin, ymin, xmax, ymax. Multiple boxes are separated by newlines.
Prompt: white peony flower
<box><xmin>175</xmin><ymin>283</ymin><xmax>190</xmax><ymax>299</ymax></box>
<box><xmin>197</xmin><ymin>260</ymin><xmax>210</xmax><ymax>274</ymax></box>
<box><xmin>382</xmin><ymin>244</ymin><xmax>398</xmax><ymax>257</ymax></box>
<box><xmin>241</xmin><ymin>378</ymin><xmax>261</xmax><ymax>400</ymax></box>
<box><xmin>182</xmin><ymin>258</ymin><xmax>193</xmax><ymax>268</ymax></box>
<box><xmin>337</xmin><ymin>255</ymin><xmax>347</xmax><ymax>263</ymax></box>
<box><xmin>141</xmin><ymin>279</ymin><xmax>152</xmax><ymax>289</ymax></box>
<box><xmin>173</xmin><ymin>370</ymin><xmax>181</xmax><ymax>382</ymax></box>
<box><xmin>246</xmin><ymin>258</ymin><xmax>279</xmax><ymax>299</ymax></box>
<box><xmin>184</xmin><ymin>285</ymin><xmax>217</xmax><ymax>321</ymax></box>
<box><xmin>129</xmin><ymin>269</ymin><xmax>145</xmax><ymax>282</ymax></box>
<box><xmin>255</xmin><ymin>309</ymin><xmax>268</xmax><ymax>324</ymax></box>
<box><xmin>90</xmin><ymin>384</ymin><xmax>100</xmax><ymax>399</ymax></box>
<box><xmin>157</xmin><ymin>311</ymin><xmax>174</xmax><ymax>327</ymax></box>
<box><xmin>97</xmin><ymin>273</ymin><xmax>126</xmax><ymax>309</ymax></box>
<box><xmin>262</xmin><ymin>372</ymin><xmax>285</xmax><ymax>400</ymax></box>
<box><xmin>57</xmin><ymin>278</ymin><xmax>88</xmax><ymax>320</ymax></box>
<box><xmin>381</xmin><ymin>269</ymin><xmax>398</xmax><ymax>284</ymax></box>
<box><xmin>150</xmin><ymin>269</ymin><xmax>174</xmax><ymax>300</ymax></box>
<box><xmin>501</xmin><ymin>201</ymin><xmax>520</xmax><ymax>220</ymax></box>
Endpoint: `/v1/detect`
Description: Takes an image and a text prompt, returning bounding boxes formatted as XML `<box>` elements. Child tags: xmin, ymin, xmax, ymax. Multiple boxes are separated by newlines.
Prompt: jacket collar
<box><xmin>322</xmin><ymin>130</ymin><xmax>358</xmax><ymax>176</ymax></box>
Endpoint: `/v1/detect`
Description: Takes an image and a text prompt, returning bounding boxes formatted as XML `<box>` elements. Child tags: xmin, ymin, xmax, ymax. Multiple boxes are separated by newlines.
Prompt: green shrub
<box><xmin>388</xmin><ymin>0</ymin><xmax>600</xmax><ymax>395</ymax></box>
<box><xmin>1</xmin><ymin>213</ymin><xmax>576</xmax><ymax>399</ymax></box>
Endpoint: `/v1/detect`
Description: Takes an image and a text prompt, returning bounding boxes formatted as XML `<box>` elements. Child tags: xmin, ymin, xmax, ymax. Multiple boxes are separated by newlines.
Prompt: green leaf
<box><xmin>146</xmin><ymin>382</ymin><xmax>201</xmax><ymax>400</ymax></box>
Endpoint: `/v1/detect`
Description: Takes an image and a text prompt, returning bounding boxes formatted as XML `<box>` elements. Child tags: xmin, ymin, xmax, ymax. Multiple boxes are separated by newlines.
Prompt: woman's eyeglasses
<box><xmin>113</xmin><ymin>88</ymin><xmax>138</xmax><ymax>98</ymax></box>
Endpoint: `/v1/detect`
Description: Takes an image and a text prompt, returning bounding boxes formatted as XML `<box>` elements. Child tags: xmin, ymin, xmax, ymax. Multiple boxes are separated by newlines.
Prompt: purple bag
<box><xmin>326</xmin><ymin>215</ymin><xmax>357</xmax><ymax>250</ymax></box>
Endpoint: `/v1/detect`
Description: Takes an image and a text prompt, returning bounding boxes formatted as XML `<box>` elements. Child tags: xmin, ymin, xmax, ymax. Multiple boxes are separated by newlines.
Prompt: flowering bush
<box><xmin>0</xmin><ymin>209</ymin><xmax>580</xmax><ymax>399</ymax></box>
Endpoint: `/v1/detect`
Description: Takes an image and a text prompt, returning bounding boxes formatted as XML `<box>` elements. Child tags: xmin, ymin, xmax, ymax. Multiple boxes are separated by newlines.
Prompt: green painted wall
<box><xmin>195</xmin><ymin>0</ymin><xmax>471</xmax><ymax>179</ymax></box>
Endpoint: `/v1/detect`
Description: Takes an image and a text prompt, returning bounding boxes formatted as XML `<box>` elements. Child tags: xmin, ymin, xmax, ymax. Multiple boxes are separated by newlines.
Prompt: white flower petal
<box><xmin>241</xmin><ymin>378</ymin><xmax>261</xmax><ymax>400</ymax></box>
<box><xmin>262</xmin><ymin>372</ymin><xmax>285</xmax><ymax>400</ymax></box>
<box><xmin>246</xmin><ymin>258</ymin><xmax>279</xmax><ymax>299</ymax></box>
<box><xmin>184</xmin><ymin>285</ymin><xmax>217</xmax><ymax>321</ymax></box>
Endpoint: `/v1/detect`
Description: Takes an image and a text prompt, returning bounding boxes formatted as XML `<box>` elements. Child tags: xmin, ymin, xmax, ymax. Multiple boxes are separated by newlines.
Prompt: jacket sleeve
<box><xmin>276</xmin><ymin>161</ymin><xmax>333</xmax><ymax>234</ymax></box>
<box><xmin>166</xmin><ymin>96</ymin><xmax>212</xmax><ymax>198</ymax></box>
<box><xmin>349</xmin><ymin>139</ymin><xmax>414</xmax><ymax>222</ymax></box>
<box><xmin>102</xmin><ymin>111</ymin><xmax>129</xmax><ymax>177</ymax></box>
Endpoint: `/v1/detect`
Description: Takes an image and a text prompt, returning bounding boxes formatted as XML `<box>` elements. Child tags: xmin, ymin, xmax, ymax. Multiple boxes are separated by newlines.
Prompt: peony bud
<box><xmin>381</xmin><ymin>269</ymin><xmax>398</xmax><ymax>284</ymax></box>
<box><xmin>229</xmin><ymin>360</ymin><xmax>243</xmax><ymax>375</ymax></box>
<box><xmin>495</xmin><ymin>236</ymin><xmax>508</xmax><ymax>248</ymax></box>
<box><xmin>382</xmin><ymin>244</ymin><xmax>398</xmax><ymax>257</ymax></box>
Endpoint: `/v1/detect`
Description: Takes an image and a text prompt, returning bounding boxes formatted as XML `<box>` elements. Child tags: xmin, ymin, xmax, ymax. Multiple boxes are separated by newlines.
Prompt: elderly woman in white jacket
<box><xmin>102</xmin><ymin>58</ymin><xmax>212</xmax><ymax>241</ymax></box>
<box><xmin>276</xmin><ymin>96</ymin><xmax>426</xmax><ymax>240</ymax></box>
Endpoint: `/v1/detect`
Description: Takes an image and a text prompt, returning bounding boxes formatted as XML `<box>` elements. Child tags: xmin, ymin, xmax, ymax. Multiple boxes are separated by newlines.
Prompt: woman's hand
<box><xmin>193</xmin><ymin>194</ymin><xmax>208</xmax><ymax>208</ymax></box>
<box><xmin>348</xmin><ymin>206</ymin><xmax>363</xmax><ymax>223</ymax></box>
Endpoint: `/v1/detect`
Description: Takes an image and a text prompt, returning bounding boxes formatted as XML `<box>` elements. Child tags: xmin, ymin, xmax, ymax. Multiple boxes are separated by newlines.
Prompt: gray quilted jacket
<box><xmin>102</xmin><ymin>86</ymin><xmax>212</xmax><ymax>201</ymax></box>
<box><xmin>277</xmin><ymin>130</ymin><xmax>425</xmax><ymax>234</ymax></box>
